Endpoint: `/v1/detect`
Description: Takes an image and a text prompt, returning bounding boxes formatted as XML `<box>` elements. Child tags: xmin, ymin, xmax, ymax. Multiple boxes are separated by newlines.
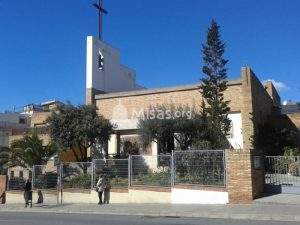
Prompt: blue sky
<box><xmin>0</xmin><ymin>0</ymin><xmax>300</xmax><ymax>112</ymax></box>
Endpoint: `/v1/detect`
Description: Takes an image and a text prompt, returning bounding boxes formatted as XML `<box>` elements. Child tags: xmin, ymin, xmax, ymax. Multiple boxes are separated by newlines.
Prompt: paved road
<box><xmin>0</xmin><ymin>212</ymin><xmax>299</xmax><ymax>225</ymax></box>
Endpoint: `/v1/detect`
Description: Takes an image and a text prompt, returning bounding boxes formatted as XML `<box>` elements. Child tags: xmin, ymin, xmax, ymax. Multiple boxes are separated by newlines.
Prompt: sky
<box><xmin>0</xmin><ymin>0</ymin><xmax>300</xmax><ymax>112</ymax></box>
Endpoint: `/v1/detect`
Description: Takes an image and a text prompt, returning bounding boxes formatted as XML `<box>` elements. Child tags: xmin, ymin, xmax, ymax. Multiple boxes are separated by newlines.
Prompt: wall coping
<box><xmin>174</xmin><ymin>184</ymin><xmax>227</xmax><ymax>192</ymax></box>
<box><xmin>129</xmin><ymin>186</ymin><xmax>171</xmax><ymax>192</ymax></box>
<box><xmin>95</xmin><ymin>79</ymin><xmax>242</xmax><ymax>100</ymax></box>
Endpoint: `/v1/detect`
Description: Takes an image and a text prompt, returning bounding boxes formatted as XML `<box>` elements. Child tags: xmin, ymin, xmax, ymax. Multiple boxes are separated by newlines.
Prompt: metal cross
<box><xmin>93</xmin><ymin>0</ymin><xmax>108</xmax><ymax>40</ymax></box>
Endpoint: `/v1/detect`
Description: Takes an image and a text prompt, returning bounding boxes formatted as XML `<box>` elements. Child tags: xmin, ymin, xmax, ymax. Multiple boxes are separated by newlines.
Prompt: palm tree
<box><xmin>0</xmin><ymin>133</ymin><xmax>58</xmax><ymax>170</ymax></box>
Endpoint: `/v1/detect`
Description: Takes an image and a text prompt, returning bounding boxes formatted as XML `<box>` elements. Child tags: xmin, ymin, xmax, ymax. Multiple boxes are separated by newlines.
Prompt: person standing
<box><xmin>103</xmin><ymin>176</ymin><xmax>111</xmax><ymax>204</ymax></box>
<box><xmin>24</xmin><ymin>179</ymin><xmax>32</xmax><ymax>208</ymax></box>
<box><xmin>96</xmin><ymin>175</ymin><xmax>106</xmax><ymax>204</ymax></box>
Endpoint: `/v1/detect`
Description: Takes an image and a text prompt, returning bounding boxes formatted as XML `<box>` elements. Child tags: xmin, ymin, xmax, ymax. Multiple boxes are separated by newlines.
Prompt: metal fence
<box><xmin>265</xmin><ymin>156</ymin><xmax>300</xmax><ymax>187</ymax></box>
<box><xmin>173</xmin><ymin>150</ymin><xmax>226</xmax><ymax>187</ymax></box>
<box><xmin>32</xmin><ymin>165</ymin><xmax>58</xmax><ymax>190</ymax></box>
<box><xmin>62</xmin><ymin>162</ymin><xmax>93</xmax><ymax>190</ymax></box>
<box><xmin>93</xmin><ymin>159</ymin><xmax>128</xmax><ymax>188</ymax></box>
<box><xmin>130</xmin><ymin>155</ymin><xmax>172</xmax><ymax>187</ymax></box>
<box><xmin>5</xmin><ymin>150</ymin><xmax>227</xmax><ymax>204</ymax></box>
<box><xmin>7</xmin><ymin>168</ymin><xmax>31</xmax><ymax>191</ymax></box>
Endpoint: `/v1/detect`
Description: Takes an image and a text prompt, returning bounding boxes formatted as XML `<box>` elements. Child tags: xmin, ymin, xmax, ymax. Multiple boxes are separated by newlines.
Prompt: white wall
<box><xmin>227</xmin><ymin>113</ymin><xmax>243</xmax><ymax>149</ymax></box>
<box><xmin>171</xmin><ymin>188</ymin><xmax>229</xmax><ymax>204</ymax></box>
<box><xmin>86</xmin><ymin>36</ymin><xmax>141</xmax><ymax>93</ymax></box>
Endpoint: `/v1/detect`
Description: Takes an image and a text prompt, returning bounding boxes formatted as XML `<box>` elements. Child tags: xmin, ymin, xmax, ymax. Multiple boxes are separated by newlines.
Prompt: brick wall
<box><xmin>0</xmin><ymin>175</ymin><xmax>7</xmax><ymax>203</ymax></box>
<box><xmin>264</xmin><ymin>81</ymin><xmax>281</xmax><ymax>108</ymax></box>
<box><xmin>96</xmin><ymin>82</ymin><xmax>243</xmax><ymax>120</ymax></box>
<box><xmin>226</xmin><ymin>150</ymin><xmax>253</xmax><ymax>203</ymax></box>
<box><xmin>229</xmin><ymin>67</ymin><xmax>275</xmax><ymax>202</ymax></box>
<box><xmin>30</xmin><ymin>112</ymin><xmax>51</xmax><ymax>127</ymax></box>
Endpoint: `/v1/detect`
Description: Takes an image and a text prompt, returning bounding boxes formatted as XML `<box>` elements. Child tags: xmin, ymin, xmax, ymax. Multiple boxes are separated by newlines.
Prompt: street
<box><xmin>0</xmin><ymin>212</ymin><xmax>299</xmax><ymax>225</ymax></box>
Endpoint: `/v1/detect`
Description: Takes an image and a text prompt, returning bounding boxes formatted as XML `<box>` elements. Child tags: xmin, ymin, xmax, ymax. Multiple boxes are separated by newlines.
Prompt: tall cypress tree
<box><xmin>200</xmin><ymin>19</ymin><xmax>231</xmax><ymax>149</ymax></box>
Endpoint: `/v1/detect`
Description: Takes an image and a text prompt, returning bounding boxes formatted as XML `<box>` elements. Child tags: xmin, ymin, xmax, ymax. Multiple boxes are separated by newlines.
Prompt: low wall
<box><xmin>172</xmin><ymin>188</ymin><xmax>228</xmax><ymax>204</ymax></box>
<box><xmin>5</xmin><ymin>187</ymin><xmax>228</xmax><ymax>205</ymax></box>
<box><xmin>6</xmin><ymin>190</ymin><xmax>57</xmax><ymax>205</ymax></box>
<box><xmin>128</xmin><ymin>187</ymin><xmax>171</xmax><ymax>203</ymax></box>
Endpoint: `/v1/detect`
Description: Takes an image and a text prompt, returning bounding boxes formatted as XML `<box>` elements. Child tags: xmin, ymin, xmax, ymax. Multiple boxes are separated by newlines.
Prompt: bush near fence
<box><xmin>19</xmin><ymin>150</ymin><xmax>228</xmax><ymax>192</ymax></box>
<box><xmin>62</xmin><ymin>163</ymin><xmax>92</xmax><ymax>189</ymax></box>
<box><xmin>173</xmin><ymin>150</ymin><xmax>226</xmax><ymax>187</ymax></box>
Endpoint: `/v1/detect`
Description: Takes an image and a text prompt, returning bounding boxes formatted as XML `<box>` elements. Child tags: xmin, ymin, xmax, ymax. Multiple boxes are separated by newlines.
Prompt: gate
<box><xmin>32</xmin><ymin>165</ymin><xmax>60</xmax><ymax>205</ymax></box>
<box><xmin>265</xmin><ymin>156</ymin><xmax>300</xmax><ymax>194</ymax></box>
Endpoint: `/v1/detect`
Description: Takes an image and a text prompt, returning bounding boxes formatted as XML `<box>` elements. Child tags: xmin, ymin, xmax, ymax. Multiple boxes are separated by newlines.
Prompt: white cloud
<box><xmin>263</xmin><ymin>79</ymin><xmax>289</xmax><ymax>92</ymax></box>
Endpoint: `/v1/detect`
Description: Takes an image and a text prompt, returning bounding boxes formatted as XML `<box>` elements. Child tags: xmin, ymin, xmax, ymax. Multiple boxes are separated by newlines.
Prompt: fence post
<box><xmin>171</xmin><ymin>151</ymin><xmax>175</xmax><ymax>186</ymax></box>
<box><xmin>91</xmin><ymin>160</ymin><xmax>94</xmax><ymax>190</ymax></box>
<box><xmin>223</xmin><ymin>150</ymin><xmax>227</xmax><ymax>188</ymax></box>
<box><xmin>60</xmin><ymin>164</ymin><xmax>63</xmax><ymax>205</ymax></box>
<box><xmin>128</xmin><ymin>155</ymin><xmax>131</xmax><ymax>187</ymax></box>
<box><xmin>31</xmin><ymin>166</ymin><xmax>35</xmax><ymax>190</ymax></box>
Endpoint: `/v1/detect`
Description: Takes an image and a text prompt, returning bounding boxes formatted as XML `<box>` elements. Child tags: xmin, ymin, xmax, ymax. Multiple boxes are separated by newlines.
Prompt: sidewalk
<box><xmin>1</xmin><ymin>202</ymin><xmax>300</xmax><ymax>222</ymax></box>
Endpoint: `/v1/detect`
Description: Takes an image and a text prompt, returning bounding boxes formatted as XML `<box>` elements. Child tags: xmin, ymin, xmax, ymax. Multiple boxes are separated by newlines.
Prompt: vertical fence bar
<box><xmin>171</xmin><ymin>151</ymin><xmax>175</xmax><ymax>186</ymax></box>
<box><xmin>128</xmin><ymin>155</ymin><xmax>131</xmax><ymax>187</ymax></box>
<box><xmin>31</xmin><ymin>166</ymin><xmax>35</xmax><ymax>190</ymax></box>
<box><xmin>91</xmin><ymin>160</ymin><xmax>95</xmax><ymax>189</ymax></box>
<box><xmin>60</xmin><ymin>164</ymin><xmax>63</xmax><ymax>205</ymax></box>
<box><xmin>223</xmin><ymin>150</ymin><xmax>227</xmax><ymax>188</ymax></box>
<box><xmin>56</xmin><ymin>164</ymin><xmax>59</xmax><ymax>205</ymax></box>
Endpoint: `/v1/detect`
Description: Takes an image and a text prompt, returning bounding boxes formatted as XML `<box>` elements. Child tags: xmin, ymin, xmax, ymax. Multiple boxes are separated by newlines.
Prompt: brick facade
<box><xmin>96</xmin><ymin>80</ymin><xmax>243</xmax><ymax>120</ymax></box>
<box><xmin>94</xmin><ymin>66</ymin><xmax>279</xmax><ymax>203</ymax></box>
<box><xmin>0</xmin><ymin>175</ymin><xmax>7</xmax><ymax>203</ymax></box>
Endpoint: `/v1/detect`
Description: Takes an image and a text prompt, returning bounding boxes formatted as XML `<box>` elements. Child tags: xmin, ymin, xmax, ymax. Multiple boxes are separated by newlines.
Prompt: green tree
<box><xmin>138</xmin><ymin>105</ymin><xmax>175</xmax><ymax>154</ymax></box>
<box><xmin>0</xmin><ymin>133</ymin><xmax>58</xmax><ymax>171</ymax></box>
<box><xmin>200</xmin><ymin>19</ymin><xmax>231</xmax><ymax>149</ymax></box>
<box><xmin>257</xmin><ymin>123</ymin><xmax>298</xmax><ymax>156</ymax></box>
<box><xmin>47</xmin><ymin>104</ymin><xmax>114</xmax><ymax>161</ymax></box>
<box><xmin>138</xmin><ymin>105</ymin><xmax>209</xmax><ymax>153</ymax></box>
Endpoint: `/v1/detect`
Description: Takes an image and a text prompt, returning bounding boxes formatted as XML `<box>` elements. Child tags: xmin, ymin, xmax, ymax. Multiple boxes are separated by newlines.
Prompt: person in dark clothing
<box><xmin>24</xmin><ymin>179</ymin><xmax>32</xmax><ymax>207</ymax></box>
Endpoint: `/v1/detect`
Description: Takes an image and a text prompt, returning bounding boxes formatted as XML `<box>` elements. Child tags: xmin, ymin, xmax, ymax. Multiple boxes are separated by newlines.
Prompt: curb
<box><xmin>0</xmin><ymin>208</ymin><xmax>299</xmax><ymax>222</ymax></box>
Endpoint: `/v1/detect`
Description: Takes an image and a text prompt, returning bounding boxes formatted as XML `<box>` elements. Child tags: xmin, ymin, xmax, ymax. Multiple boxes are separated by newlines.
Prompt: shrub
<box><xmin>34</xmin><ymin>172</ymin><xmax>58</xmax><ymax>189</ymax></box>
<box><xmin>135</xmin><ymin>170</ymin><xmax>171</xmax><ymax>187</ymax></box>
<box><xmin>63</xmin><ymin>173</ymin><xmax>91</xmax><ymax>189</ymax></box>
<box><xmin>8</xmin><ymin>177</ymin><xmax>25</xmax><ymax>190</ymax></box>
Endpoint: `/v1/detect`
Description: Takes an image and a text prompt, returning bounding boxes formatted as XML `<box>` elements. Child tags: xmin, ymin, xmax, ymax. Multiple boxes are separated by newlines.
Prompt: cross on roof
<box><xmin>93</xmin><ymin>0</ymin><xmax>108</xmax><ymax>40</ymax></box>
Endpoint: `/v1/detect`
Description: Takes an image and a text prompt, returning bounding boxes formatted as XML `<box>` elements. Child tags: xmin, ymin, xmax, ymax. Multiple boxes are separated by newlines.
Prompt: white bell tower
<box><xmin>85</xmin><ymin>36</ymin><xmax>143</xmax><ymax>104</ymax></box>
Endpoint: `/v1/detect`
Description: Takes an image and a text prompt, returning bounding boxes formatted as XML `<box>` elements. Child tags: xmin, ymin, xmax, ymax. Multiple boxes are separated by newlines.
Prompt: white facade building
<box><xmin>86</xmin><ymin>36</ymin><xmax>143</xmax><ymax>104</ymax></box>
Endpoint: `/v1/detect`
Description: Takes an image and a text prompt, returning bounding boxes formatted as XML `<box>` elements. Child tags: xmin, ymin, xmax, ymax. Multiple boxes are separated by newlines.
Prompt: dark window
<box><xmin>19</xmin><ymin>118</ymin><xmax>26</xmax><ymax>124</ymax></box>
<box><xmin>29</xmin><ymin>171</ymin><xmax>32</xmax><ymax>179</ymax></box>
<box><xmin>10</xmin><ymin>171</ymin><xmax>14</xmax><ymax>178</ymax></box>
<box><xmin>19</xmin><ymin>171</ymin><xmax>23</xmax><ymax>178</ymax></box>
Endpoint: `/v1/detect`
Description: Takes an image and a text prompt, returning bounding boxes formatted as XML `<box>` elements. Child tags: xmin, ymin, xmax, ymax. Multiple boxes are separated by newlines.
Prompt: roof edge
<box><xmin>95</xmin><ymin>78</ymin><xmax>242</xmax><ymax>100</ymax></box>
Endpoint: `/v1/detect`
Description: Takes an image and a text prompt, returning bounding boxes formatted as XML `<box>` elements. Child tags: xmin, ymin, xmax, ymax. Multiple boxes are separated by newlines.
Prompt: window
<box><xmin>10</xmin><ymin>171</ymin><xmax>14</xmax><ymax>179</ymax></box>
<box><xmin>98</xmin><ymin>50</ymin><xmax>104</xmax><ymax>70</ymax></box>
<box><xmin>29</xmin><ymin>171</ymin><xmax>32</xmax><ymax>179</ymax></box>
<box><xmin>19</xmin><ymin>171</ymin><xmax>23</xmax><ymax>179</ymax></box>
<box><xmin>19</xmin><ymin>118</ymin><xmax>26</xmax><ymax>124</ymax></box>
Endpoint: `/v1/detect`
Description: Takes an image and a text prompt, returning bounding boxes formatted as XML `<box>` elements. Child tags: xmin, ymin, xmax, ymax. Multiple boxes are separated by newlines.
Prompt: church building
<box><xmin>85</xmin><ymin>36</ymin><xmax>282</xmax><ymax>157</ymax></box>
